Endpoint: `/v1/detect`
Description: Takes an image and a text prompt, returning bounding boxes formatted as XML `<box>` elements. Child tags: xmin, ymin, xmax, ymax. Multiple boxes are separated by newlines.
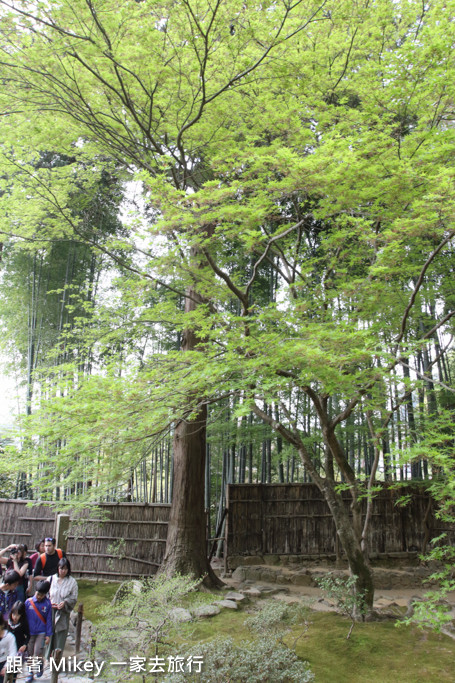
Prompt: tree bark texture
<box><xmin>322</xmin><ymin>480</ymin><xmax>375</xmax><ymax>613</ymax></box>
<box><xmin>161</xmin><ymin>403</ymin><xmax>221</xmax><ymax>586</ymax></box>
<box><xmin>160</xmin><ymin>271</ymin><xmax>223</xmax><ymax>588</ymax></box>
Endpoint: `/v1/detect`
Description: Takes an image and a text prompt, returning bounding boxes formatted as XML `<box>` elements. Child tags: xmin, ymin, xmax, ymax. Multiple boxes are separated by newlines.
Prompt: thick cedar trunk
<box><xmin>160</xmin><ymin>273</ymin><xmax>223</xmax><ymax>588</ymax></box>
<box><xmin>161</xmin><ymin>403</ymin><xmax>222</xmax><ymax>587</ymax></box>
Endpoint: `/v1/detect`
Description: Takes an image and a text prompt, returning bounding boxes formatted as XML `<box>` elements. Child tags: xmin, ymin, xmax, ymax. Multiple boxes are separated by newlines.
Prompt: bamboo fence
<box><xmin>0</xmin><ymin>499</ymin><xmax>170</xmax><ymax>579</ymax></box>
<box><xmin>1</xmin><ymin>484</ymin><xmax>453</xmax><ymax>578</ymax></box>
<box><xmin>226</xmin><ymin>483</ymin><xmax>455</xmax><ymax>559</ymax></box>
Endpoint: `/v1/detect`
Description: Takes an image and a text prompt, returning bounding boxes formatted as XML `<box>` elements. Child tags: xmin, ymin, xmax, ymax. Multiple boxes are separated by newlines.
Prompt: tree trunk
<box><xmin>322</xmin><ymin>480</ymin><xmax>375</xmax><ymax>614</ymax></box>
<box><xmin>159</xmin><ymin>267</ymin><xmax>223</xmax><ymax>588</ymax></box>
<box><xmin>251</xmin><ymin>399</ymin><xmax>375</xmax><ymax>613</ymax></box>
<box><xmin>160</xmin><ymin>403</ymin><xmax>222</xmax><ymax>587</ymax></box>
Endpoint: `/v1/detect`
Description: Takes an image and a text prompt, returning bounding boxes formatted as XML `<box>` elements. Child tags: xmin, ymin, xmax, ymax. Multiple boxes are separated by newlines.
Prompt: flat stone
<box><xmin>225</xmin><ymin>591</ymin><xmax>246</xmax><ymax>602</ymax></box>
<box><xmin>192</xmin><ymin>604</ymin><xmax>221</xmax><ymax>618</ymax></box>
<box><xmin>310</xmin><ymin>600</ymin><xmax>337</xmax><ymax>613</ymax></box>
<box><xmin>215</xmin><ymin>600</ymin><xmax>238</xmax><ymax>609</ymax></box>
<box><xmin>232</xmin><ymin>567</ymin><xmax>246</xmax><ymax>581</ymax></box>
<box><xmin>242</xmin><ymin>555</ymin><xmax>265</xmax><ymax>565</ymax></box>
<box><xmin>291</xmin><ymin>572</ymin><xmax>313</xmax><ymax>587</ymax></box>
<box><xmin>263</xmin><ymin>555</ymin><xmax>281</xmax><ymax>566</ymax></box>
<box><xmin>169</xmin><ymin>607</ymin><xmax>193</xmax><ymax>623</ymax></box>
<box><xmin>374</xmin><ymin>597</ymin><xmax>393</xmax><ymax>606</ymax></box>
<box><xmin>259</xmin><ymin>586</ymin><xmax>289</xmax><ymax>596</ymax></box>
<box><xmin>242</xmin><ymin>587</ymin><xmax>261</xmax><ymax>597</ymax></box>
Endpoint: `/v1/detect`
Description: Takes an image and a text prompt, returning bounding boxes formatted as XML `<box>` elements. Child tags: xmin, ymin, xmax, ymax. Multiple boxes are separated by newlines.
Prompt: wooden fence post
<box><xmin>50</xmin><ymin>648</ymin><xmax>62</xmax><ymax>683</ymax></box>
<box><xmin>75</xmin><ymin>603</ymin><xmax>83</xmax><ymax>654</ymax></box>
<box><xmin>55</xmin><ymin>514</ymin><xmax>70</xmax><ymax>552</ymax></box>
<box><xmin>90</xmin><ymin>635</ymin><xmax>97</xmax><ymax>665</ymax></box>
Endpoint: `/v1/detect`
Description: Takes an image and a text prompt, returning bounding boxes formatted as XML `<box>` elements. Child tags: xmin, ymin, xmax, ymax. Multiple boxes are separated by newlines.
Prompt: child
<box><xmin>24</xmin><ymin>581</ymin><xmax>52</xmax><ymax>683</ymax></box>
<box><xmin>0</xmin><ymin>615</ymin><xmax>16</xmax><ymax>683</ymax></box>
<box><xmin>8</xmin><ymin>601</ymin><xmax>29</xmax><ymax>659</ymax></box>
<box><xmin>0</xmin><ymin>570</ymin><xmax>20</xmax><ymax>621</ymax></box>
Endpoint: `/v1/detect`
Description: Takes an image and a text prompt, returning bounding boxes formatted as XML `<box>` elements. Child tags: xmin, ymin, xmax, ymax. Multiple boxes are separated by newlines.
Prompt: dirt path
<box><xmin>218</xmin><ymin>563</ymin><xmax>455</xmax><ymax>616</ymax></box>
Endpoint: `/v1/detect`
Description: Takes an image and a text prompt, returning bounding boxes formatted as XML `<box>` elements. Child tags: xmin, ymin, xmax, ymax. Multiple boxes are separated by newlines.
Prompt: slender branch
<box><xmin>201</xmin><ymin>248</ymin><xmax>249</xmax><ymax>311</ymax></box>
<box><xmin>245</xmin><ymin>219</ymin><xmax>306</xmax><ymax>296</ymax></box>
<box><xmin>422</xmin><ymin>310</ymin><xmax>454</xmax><ymax>341</ymax></box>
<box><xmin>393</xmin><ymin>231</ymin><xmax>455</xmax><ymax>355</ymax></box>
<box><xmin>399</xmin><ymin>358</ymin><xmax>455</xmax><ymax>395</ymax></box>
<box><xmin>331</xmin><ymin>26</ymin><xmax>359</xmax><ymax>92</ymax></box>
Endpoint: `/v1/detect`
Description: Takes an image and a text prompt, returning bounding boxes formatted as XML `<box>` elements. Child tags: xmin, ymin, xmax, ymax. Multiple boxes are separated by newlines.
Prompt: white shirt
<box><xmin>0</xmin><ymin>630</ymin><xmax>16</xmax><ymax>663</ymax></box>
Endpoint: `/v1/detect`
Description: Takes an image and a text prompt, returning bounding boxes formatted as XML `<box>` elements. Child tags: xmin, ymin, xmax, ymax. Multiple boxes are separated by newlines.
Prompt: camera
<box><xmin>9</xmin><ymin>547</ymin><xmax>18</xmax><ymax>555</ymax></box>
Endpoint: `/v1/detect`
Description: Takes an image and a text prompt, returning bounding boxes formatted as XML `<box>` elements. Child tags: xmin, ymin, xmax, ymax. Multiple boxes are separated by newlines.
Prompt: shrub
<box><xmin>164</xmin><ymin>636</ymin><xmax>314</xmax><ymax>683</ymax></box>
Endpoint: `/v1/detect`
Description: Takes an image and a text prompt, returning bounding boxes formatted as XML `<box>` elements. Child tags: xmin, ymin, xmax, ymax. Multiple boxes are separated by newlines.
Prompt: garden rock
<box><xmin>242</xmin><ymin>587</ymin><xmax>261</xmax><ymax>598</ymax></box>
<box><xmin>169</xmin><ymin>607</ymin><xmax>193</xmax><ymax>623</ymax></box>
<box><xmin>192</xmin><ymin>604</ymin><xmax>221</xmax><ymax>618</ymax></box>
<box><xmin>232</xmin><ymin>567</ymin><xmax>246</xmax><ymax>582</ymax></box>
<box><xmin>225</xmin><ymin>591</ymin><xmax>246</xmax><ymax>602</ymax></box>
<box><xmin>215</xmin><ymin>600</ymin><xmax>238</xmax><ymax>609</ymax></box>
<box><xmin>290</xmin><ymin>571</ymin><xmax>313</xmax><ymax>587</ymax></box>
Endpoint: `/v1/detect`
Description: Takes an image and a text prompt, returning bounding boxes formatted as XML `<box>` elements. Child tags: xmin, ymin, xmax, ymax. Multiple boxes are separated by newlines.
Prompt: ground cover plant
<box><xmin>78</xmin><ymin>578</ymin><xmax>455</xmax><ymax>682</ymax></box>
<box><xmin>76</xmin><ymin>580</ymin><xmax>119</xmax><ymax>623</ymax></box>
<box><xmin>175</xmin><ymin>604</ymin><xmax>455</xmax><ymax>683</ymax></box>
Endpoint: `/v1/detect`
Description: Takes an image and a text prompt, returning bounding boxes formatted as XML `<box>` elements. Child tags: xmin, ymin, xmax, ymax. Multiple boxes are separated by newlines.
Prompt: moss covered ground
<box><xmin>76</xmin><ymin>579</ymin><xmax>119</xmax><ymax>622</ymax></box>
<box><xmin>76</xmin><ymin>580</ymin><xmax>455</xmax><ymax>681</ymax></box>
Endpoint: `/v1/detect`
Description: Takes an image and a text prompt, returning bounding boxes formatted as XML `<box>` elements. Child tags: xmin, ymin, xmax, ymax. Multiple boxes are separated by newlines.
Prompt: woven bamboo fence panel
<box><xmin>0</xmin><ymin>499</ymin><xmax>170</xmax><ymax>579</ymax></box>
<box><xmin>0</xmin><ymin>499</ymin><xmax>55</xmax><ymax>547</ymax></box>
<box><xmin>226</xmin><ymin>483</ymin><xmax>455</xmax><ymax>558</ymax></box>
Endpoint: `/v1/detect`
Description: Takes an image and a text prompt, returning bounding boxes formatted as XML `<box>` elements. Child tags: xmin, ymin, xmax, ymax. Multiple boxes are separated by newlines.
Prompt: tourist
<box><xmin>29</xmin><ymin>541</ymin><xmax>45</xmax><ymax>572</ymax></box>
<box><xmin>32</xmin><ymin>538</ymin><xmax>65</xmax><ymax>585</ymax></box>
<box><xmin>0</xmin><ymin>615</ymin><xmax>16</xmax><ymax>683</ymax></box>
<box><xmin>25</xmin><ymin>581</ymin><xmax>52</xmax><ymax>683</ymax></box>
<box><xmin>0</xmin><ymin>544</ymin><xmax>16</xmax><ymax>566</ymax></box>
<box><xmin>8</xmin><ymin>601</ymin><xmax>29</xmax><ymax>655</ymax></box>
<box><xmin>5</xmin><ymin>546</ymin><xmax>32</xmax><ymax>602</ymax></box>
<box><xmin>0</xmin><ymin>570</ymin><xmax>20</xmax><ymax>620</ymax></box>
<box><xmin>48</xmin><ymin>558</ymin><xmax>78</xmax><ymax>656</ymax></box>
<box><xmin>8</xmin><ymin>601</ymin><xmax>30</xmax><ymax>681</ymax></box>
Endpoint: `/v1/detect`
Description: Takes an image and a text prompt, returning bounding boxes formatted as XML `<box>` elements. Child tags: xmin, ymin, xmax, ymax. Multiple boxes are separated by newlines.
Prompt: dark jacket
<box><xmin>0</xmin><ymin>588</ymin><xmax>18</xmax><ymax>620</ymax></box>
<box><xmin>8</xmin><ymin>618</ymin><xmax>30</xmax><ymax>650</ymax></box>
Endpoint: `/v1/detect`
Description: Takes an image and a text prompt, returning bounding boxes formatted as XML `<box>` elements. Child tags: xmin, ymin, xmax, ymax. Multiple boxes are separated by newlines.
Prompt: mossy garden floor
<box><xmin>76</xmin><ymin>580</ymin><xmax>455</xmax><ymax>682</ymax></box>
<box><xmin>77</xmin><ymin>579</ymin><xmax>119</xmax><ymax>622</ymax></box>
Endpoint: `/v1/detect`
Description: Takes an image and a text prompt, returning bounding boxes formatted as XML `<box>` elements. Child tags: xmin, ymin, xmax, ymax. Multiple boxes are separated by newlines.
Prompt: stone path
<box><xmin>14</xmin><ymin>634</ymin><xmax>95</xmax><ymax>683</ymax></box>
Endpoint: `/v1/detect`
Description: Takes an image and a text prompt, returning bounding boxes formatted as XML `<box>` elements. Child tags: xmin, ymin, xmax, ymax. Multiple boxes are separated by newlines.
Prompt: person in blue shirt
<box><xmin>24</xmin><ymin>581</ymin><xmax>52</xmax><ymax>683</ymax></box>
<box><xmin>0</xmin><ymin>570</ymin><xmax>20</xmax><ymax>621</ymax></box>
